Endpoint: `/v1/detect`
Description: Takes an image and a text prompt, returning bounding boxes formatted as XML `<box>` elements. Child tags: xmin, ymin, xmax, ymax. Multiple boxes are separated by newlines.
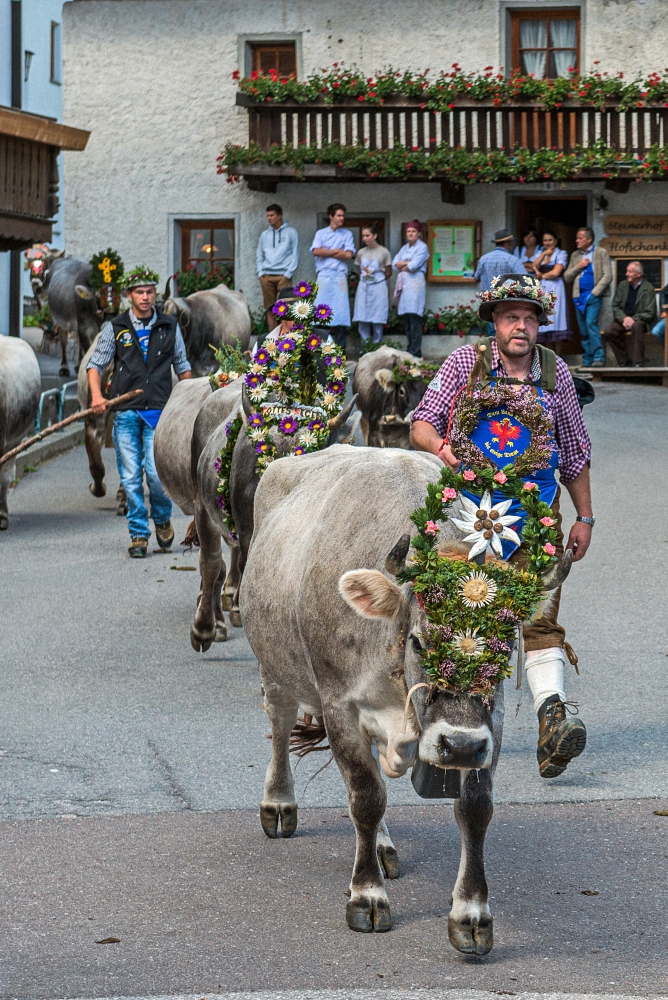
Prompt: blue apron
<box><xmin>462</xmin><ymin>379</ymin><xmax>558</xmax><ymax>558</ymax></box>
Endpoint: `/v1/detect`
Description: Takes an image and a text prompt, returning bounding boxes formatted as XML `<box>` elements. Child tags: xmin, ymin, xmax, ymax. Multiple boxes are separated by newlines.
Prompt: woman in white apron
<box><xmin>530</xmin><ymin>229</ymin><xmax>571</xmax><ymax>350</ymax></box>
<box><xmin>392</xmin><ymin>220</ymin><xmax>429</xmax><ymax>357</ymax></box>
<box><xmin>352</xmin><ymin>223</ymin><xmax>392</xmax><ymax>345</ymax></box>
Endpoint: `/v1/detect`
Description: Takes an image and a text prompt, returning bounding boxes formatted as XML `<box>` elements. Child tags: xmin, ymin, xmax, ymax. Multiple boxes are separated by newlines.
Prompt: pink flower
<box><xmin>462</xmin><ymin>470</ymin><xmax>476</xmax><ymax>482</ymax></box>
<box><xmin>540</xmin><ymin>516</ymin><xmax>555</xmax><ymax>526</ymax></box>
<box><xmin>424</xmin><ymin>521</ymin><xmax>440</xmax><ymax>536</ymax></box>
<box><xmin>523</xmin><ymin>481</ymin><xmax>537</xmax><ymax>491</ymax></box>
<box><xmin>493</xmin><ymin>471</ymin><xmax>507</xmax><ymax>484</ymax></box>
<box><xmin>544</xmin><ymin>542</ymin><xmax>556</xmax><ymax>556</ymax></box>
<box><xmin>442</xmin><ymin>487</ymin><xmax>457</xmax><ymax>501</ymax></box>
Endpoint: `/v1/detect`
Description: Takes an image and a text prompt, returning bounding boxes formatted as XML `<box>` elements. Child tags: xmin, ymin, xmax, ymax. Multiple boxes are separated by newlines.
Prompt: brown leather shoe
<box><xmin>128</xmin><ymin>537</ymin><xmax>148</xmax><ymax>558</ymax></box>
<box><xmin>537</xmin><ymin>696</ymin><xmax>587</xmax><ymax>779</ymax></box>
<box><xmin>155</xmin><ymin>520</ymin><xmax>174</xmax><ymax>550</ymax></box>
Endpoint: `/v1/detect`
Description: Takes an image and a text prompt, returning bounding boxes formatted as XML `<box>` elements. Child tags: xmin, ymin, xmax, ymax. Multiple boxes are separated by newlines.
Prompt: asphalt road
<box><xmin>1</xmin><ymin>381</ymin><xmax>668</xmax><ymax>998</ymax></box>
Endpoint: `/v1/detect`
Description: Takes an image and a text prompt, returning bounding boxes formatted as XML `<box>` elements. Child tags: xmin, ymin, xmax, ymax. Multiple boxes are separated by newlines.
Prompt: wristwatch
<box><xmin>576</xmin><ymin>515</ymin><xmax>596</xmax><ymax>526</ymax></box>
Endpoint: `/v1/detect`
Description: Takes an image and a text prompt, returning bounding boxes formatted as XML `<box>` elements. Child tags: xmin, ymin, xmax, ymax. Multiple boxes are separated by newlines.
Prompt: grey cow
<box><xmin>353</xmin><ymin>345</ymin><xmax>432</xmax><ymax>449</ymax></box>
<box><xmin>47</xmin><ymin>256</ymin><xmax>102</xmax><ymax>377</ymax></box>
<box><xmin>240</xmin><ymin>445</ymin><xmax>571</xmax><ymax>951</ymax></box>
<box><xmin>0</xmin><ymin>337</ymin><xmax>41</xmax><ymax>529</ymax></box>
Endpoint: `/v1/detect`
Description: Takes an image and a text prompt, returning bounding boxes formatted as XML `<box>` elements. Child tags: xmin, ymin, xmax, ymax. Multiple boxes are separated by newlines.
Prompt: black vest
<box><xmin>108</xmin><ymin>310</ymin><xmax>179</xmax><ymax>410</ymax></box>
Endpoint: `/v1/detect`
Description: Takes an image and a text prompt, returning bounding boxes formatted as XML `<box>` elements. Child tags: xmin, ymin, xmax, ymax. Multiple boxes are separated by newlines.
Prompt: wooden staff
<box><xmin>0</xmin><ymin>389</ymin><xmax>144</xmax><ymax>469</ymax></box>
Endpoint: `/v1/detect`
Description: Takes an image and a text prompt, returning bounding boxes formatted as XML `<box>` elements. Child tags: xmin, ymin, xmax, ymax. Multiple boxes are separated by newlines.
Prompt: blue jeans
<box><xmin>112</xmin><ymin>409</ymin><xmax>172</xmax><ymax>540</ymax></box>
<box><xmin>651</xmin><ymin>318</ymin><xmax>665</xmax><ymax>340</ymax></box>
<box><xmin>575</xmin><ymin>295</ymin><xmax>604</xmax><ymax>365</ymax></box>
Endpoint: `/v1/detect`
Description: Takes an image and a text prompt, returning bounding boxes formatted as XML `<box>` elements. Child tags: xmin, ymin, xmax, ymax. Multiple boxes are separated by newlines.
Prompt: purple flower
<box><xmin>486</xmin><ymin>636</ymin><xmax>511</xmax><ymax>654</ymax></box>
<box><xmin>496</xmin><ymin>608</ymin><xmax>520</xmax><ymax>625</ymax></box>
<box><xmin>309</xmin><ymin>418</ymin><xmax>325</xmax><ymax>432</ymax></box>
<box><xmin>424</xmin><ymin>586</ymin><xmax>446</xmax><ymax>607</ymax></box>
<box><xmin>306</xmin><ymin>333</ymin><xmax>322</xmax><ymax>351</ymax></box>
<box><xmin>279</xmin><ymin>416</ymin><xmax>299</xmax><ymax>435</ymax></box>
<box><xmin>325</xmin><ymin>355</ymin><xmax>343</xmax><ymax>367</ymax></box>
<box><xmin>214</xmin><ymin>457</ymin><xmax>221</xmax><ymax>473</ymax></box>
<box><xmin>293</xmin><ymin>444</ymin><xmax>306</xmax><ymax>456</ymax></box>
<box><xmin>272</xmin><ymin>299</ymin><xmax>289</xmax><ymax>316</ymax></box>
<box><xmin>315</xmin><ymin>303</ymin><xmax>332</xmax><ymax>322</ymax></box>
<box><xmin>225</xmin><ymin>420</ymin><xmax>233</xmax><ymax>437</ymax></box>
<box><xmin>293</xmin><ymin>281</ymin><xmax>312</xmax><ymax>297</ymax></box>
<box><xmin>439</xmin><ymin>659</ymin><xmax>456</xmax><ymax>679</ymax></box>
<box><xmin>216</xmin><ymin>496</ymin><xmax>225</xmax><ymax>509</ymax></box>
<box><xmin>255</xmin><ymin>348</ymin><xmax>271</xmax><ymax>365</ymax></box>
<box><xmin>255</xmin><ymin>440</ymin><xmax>270</xmax><ymax>454</ymax></box>
<box><xmin>476</xmin><ymin>662</ymin><xmax>498</xmax><ymax>681</ymax></box>
<box><xmin>327</xmin><ymin>380</ymin><xmax>345</xmax><ymax>395</ymax></box>
<box><xmin>248</xmin><ymin>412</ymin><xmax>264</xmax><ymax>427</ymax></box>
<box><xmin>245</xmin><ymin>372</ymin><xmax>265</xmax><ymax>388</ymax></box>
<box><xmin>426</xmin><ymin>622</ymin><xmax>452</xmax><ymax>641</ymax></box>
<box><xmin>278</xmin><ymin>337</ymin><xmax>295</xmax><ymax>352</ymax></box>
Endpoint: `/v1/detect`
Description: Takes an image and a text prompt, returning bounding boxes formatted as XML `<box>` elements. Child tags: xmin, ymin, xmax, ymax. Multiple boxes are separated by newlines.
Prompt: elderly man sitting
<box><xmin>603</xmin><ymin>260</ymin><xmax>657</xmax><ymax>367</ymax></box>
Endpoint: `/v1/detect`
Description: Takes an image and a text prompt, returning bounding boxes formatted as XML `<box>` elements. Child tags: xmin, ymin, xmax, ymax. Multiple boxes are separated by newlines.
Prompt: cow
<box><xmin>47</xmin><ymin>256</ymin><xmax>102</xmax><ymax>377</ymax></box>
<box><xmin>352</xmin><ymin>346</ymin><xmax>433</xmax><ymax>449</ymax></box>
<box><xmin>163</xmin><ymin>284</ymin><xmax>252</xmax><ymax>377</ymax></box>
<box><xmin>78</xmin><ymin>285</ymin><xmax>251</xmax><ymax>503</ymax></box>
<box><xmin>0</xmin><ymin>337</ymin><xmax>41</xmax><ymax>529</ymax></box>
<box><xmin>239</xmin><ymin>445</ymin><xmax>571</xmax><ymax>950</ymax></box>
<box><xmin>154</xmin><ymin>379</ymin><xmax>358</xmax><ymax>650</ymax></box>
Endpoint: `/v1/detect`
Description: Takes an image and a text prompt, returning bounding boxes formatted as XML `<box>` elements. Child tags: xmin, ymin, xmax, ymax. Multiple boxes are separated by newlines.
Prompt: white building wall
<box><xmin>62</xmin><ymin>0</ymin><xmax>668</xmax><ymax>317</ymax></box>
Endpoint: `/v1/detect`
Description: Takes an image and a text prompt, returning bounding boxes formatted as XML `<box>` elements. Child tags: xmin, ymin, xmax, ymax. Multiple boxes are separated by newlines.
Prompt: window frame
<box><xmin>509</xmin><ymin>7</ymin><xmax>581</xmax><ymax>79</ymax></box>
<box><xmin>250</xmin><ymin>42</ymin><xmax>297</xmax><ymax>78</ymax></box>
<box><xmin>50</xmin><ymin>21</ymin><xmax>61</xmax><ymax>85</ymax></box>
<box><xmin>179</xmin><ymin>219</ymin><xmax>236</xmax><ymax>286</ymax></box>
<box><xmin>239</xmin><ymin>34</ymin><xmax>302</xmax><ymax>80</ymax></box>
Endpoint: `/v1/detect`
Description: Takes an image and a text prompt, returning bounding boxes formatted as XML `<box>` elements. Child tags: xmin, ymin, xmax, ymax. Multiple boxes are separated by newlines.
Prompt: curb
<box><xmin>11</xmin><ymin>425</ymin><xmax>84</xmax><ymax>482</ymax></box>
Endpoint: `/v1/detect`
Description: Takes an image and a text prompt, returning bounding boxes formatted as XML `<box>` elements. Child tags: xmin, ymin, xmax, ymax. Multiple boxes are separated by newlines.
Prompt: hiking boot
<box><xmin>155</xmin><ymin>520</ymin><xmax>174</xmax><ymax>550</ymax></box>
<box><xmin>128</xmin><ymin>537</ymin><xmax>148</xmax><ymax>559</ymax></box>
<box><xmin>537</xmin><ymin>695</ymin><xmax>587</xmax><ymax>779</ymax></box>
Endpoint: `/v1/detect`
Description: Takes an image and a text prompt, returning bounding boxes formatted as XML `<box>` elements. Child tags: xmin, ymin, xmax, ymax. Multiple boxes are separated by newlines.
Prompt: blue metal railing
<box><xmin>35</xmin><ymin>381</ymin><xmax>80</xmax><ymax>433</ymax></box>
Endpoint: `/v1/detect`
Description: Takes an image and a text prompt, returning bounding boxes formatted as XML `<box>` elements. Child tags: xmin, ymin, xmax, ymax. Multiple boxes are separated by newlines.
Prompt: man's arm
<box><xmin>85</xmin><ymin>321</ymin><xmax>116</xmax><ymax>414</ymax></box>
<box><xmin>173</xmin><ymin>326</ymin><xmax>192</xmax><ymax>379</ymax></box>
<box><xmin>87</xmin><ymin>367</ymin><xmax>107</xmax><ymax>414</ymax></box>
<box><xmin>410</xmin><ymin>420</ymin><xmax>457</xmax><ymax>467</ymax></box>
<box><xmin>634</xmin><ymin>283</ymin><xmax>658</xmax><ymax>325</ymax></box>
<box><xmin>256</xmin><ymin>232</ymin><xmax>265</xmax><ymax>276</ymax></box>
<box><xmin>285</xmin><ymin>228</ymin><xmax>300</xmax><ymax>277</ymax></box>
<box><xmin>563</xmin><ymin>464</ymin><xmax>593</xmax><ymax>562</ymax></box>
<box><xmin>611</xmin><ymin>282</ymin><xmax>626</xmax><ymax>323</ymax></box>
<box><xmin>591</xmin><ymin>247</ymin><xmax>612</xmax><ymax>297</ymax></box>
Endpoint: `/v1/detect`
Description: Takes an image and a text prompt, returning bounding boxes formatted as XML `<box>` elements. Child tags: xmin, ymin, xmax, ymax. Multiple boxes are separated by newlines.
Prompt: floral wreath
<box><xmin>89</xmin><ymin>248</ymin><xmax>125</xmax><ymax>314</ymax></box>
<box><xmin>397</xmin><ymin>462</ymin><xmax>559</xmax><ymax>699</ymax></box>
<box><xmin>391</xmin><ymin>361</ymin><xmax>440</xmax><ymax>385</ymax></box>
<box><xmin>214</xmin><ymin>281</ymin><xmax>349</xmax><ymax>533</ymax></box>
<box><xmin>477</xmin><ymin>274</ymin><xmax>557</xmax><ymax>316</ymax></box>
<box><xmin>24</xmin><ymin>244</ymin><xmax>51</xmax><ymax>277</ymax></box>
<box><xmin>208</xmin><ymin>338</ymin><xmax>250</xmax><ymax>391</ymax></box>
<box><xmin>119</xmin><ymin>264</ymin><xmax>159</xmax><ymax>291</ymax></box>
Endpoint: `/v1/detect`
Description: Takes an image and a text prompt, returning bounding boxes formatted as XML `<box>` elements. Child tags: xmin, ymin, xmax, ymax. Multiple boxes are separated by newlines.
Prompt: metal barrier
<box><xmin>58</xmin><ymin>380</ymin><xmax>80</xmax><ymax>421</ymax></box>
<box><xmin>34</xmin><ymin>381</ymin><xmax>80</xmax><ymax>433</ymax></box>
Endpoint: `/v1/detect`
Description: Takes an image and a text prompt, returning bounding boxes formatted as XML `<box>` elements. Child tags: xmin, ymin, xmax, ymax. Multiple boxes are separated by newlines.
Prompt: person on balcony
<box><xmin>527</xmin><ymin>230</ymin><xmax>571</xmax><ymax>351</ymax></box>
<box><xmin>603</xmin><ymin>260</ymin><xmax>657</xmax><ymax>367</ymax></box>
<box><xmin>310</xmin><ymin>203</ymin><xmax>355</xmax><ymax>349</ymax></box>
<box><xmin>352</xmin><ymin>223</ymin><xmax>392</xmax><ymax>346</ymax></box>
<box><xmin>475</xmin><ymin>229</ymin><xmax>520</xmax><ymax>334</ymax></box>
<box><xmin>564</xmin><ymin>226</ymin><xmax>612</xmax><ymax>368</ymax></box>
<box><xmin>256</xmin><ymin>203</ymin><xmax>300</xmax><ymax>332</ymax></box>
<box><xmin>514</xmin><ymin>228</ymin><xmax>543</xmax><ymax>271</ymax></box>
<box><xmin>392</xmin><ymin>220</ymin><xmax>429</xmax><ymax>357</ymax></box>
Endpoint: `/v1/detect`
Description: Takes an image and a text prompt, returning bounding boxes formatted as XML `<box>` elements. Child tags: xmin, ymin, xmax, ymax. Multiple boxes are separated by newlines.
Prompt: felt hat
<box><xmin>477</xmin><ymin>273</ymin><xmax>556</xmax><ymax>325</ymax></box>
<box><xmin>492</xmin><ymin>228</ymin><xmax>514</xmax><ymax>243</ymax></box>
<box><xmin>120</xmin><ymin>264</ymin><xmax>160</xmax><ymax>291</ymax></box>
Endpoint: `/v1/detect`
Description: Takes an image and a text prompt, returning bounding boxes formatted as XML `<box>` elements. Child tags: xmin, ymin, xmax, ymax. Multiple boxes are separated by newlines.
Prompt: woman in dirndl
<box><xmin>527</xmin><ymin>230</ymin><xmax>571</xmax><ymax>349</ymax></box>
<box><xmin>352</xmin><ymin>223</ymin><xmax>392</xmax><ymax>345</ymax></box>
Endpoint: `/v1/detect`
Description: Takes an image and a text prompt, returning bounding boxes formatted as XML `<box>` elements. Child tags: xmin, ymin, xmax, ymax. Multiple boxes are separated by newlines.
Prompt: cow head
<box><xmin>339</xmin><ymin>535</ymin><xmax>572</xmax><ymax>772</ymax></box>
<box><xmin>374</xmin><ymin>367</ymin><xmax>430</xmax><ymax>449</ymax></box>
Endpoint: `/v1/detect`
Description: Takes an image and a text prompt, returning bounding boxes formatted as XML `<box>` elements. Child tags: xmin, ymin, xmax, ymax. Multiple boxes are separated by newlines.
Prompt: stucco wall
<box><xmin>62</xmin><ymin>0</ymin><xmax>668</xmax><ymax>315</ymax></box>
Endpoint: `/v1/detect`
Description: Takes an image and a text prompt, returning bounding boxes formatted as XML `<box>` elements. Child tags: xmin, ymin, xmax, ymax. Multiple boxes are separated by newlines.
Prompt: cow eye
<box><xmin>410</xmin><ymin>634</ymin><xmax>423</xmax><ymax>653</ymax></box>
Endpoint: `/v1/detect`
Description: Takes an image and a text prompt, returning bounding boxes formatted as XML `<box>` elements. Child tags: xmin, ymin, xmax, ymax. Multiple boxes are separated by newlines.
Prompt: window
<box><xmin>250</xmin><ymin>42</ymin><xmax>296</xmax><ymax>77</ymax></box>
<box><xmin>510</xmin><ymin>9</ymin><xmax>580</xmax><ymax>79</ymax></box>
<box><xmin>180</xmin><ymin>220</ymin><xmax>235</xmax><ymax>286</ymax></box>
<box><xmin>50</xmin><ymin>22</ymin><xmax>61</xmax><ymax>84</ymax></box>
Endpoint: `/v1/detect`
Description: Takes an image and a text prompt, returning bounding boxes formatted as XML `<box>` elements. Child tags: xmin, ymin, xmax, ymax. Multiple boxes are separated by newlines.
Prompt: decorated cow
<box><xmin>352</xmin><ymin>345</ymin><xmax>437</xmax><ymax>449</ymax></box>
<box><xmin>162</xmin><ymin>283</ymin><xmax>251</xmax><ymax>377</ymax></box>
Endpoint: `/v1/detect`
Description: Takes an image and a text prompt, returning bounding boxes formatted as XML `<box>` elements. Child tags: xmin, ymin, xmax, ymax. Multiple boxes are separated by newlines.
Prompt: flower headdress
<box><xmin>477</xmin><ymin>273</ymin><xmax>557</xmax><ymax>325</ymax></box>
<box><xmin>119</xmin><ymin>264</ymin><xmax>160</xmax><ymax>291</ymax></box>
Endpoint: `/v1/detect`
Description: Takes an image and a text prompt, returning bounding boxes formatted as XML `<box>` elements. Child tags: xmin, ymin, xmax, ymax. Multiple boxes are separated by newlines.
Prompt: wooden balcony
<box><xmin>231</xmin><ymin>93</ymin><xmax>668</xmax><ymax>198</ymax></box>
<box><xmin>0</xmin><ymin>106</ymin><xmax>90</xmax><ymax>251</ymax></box>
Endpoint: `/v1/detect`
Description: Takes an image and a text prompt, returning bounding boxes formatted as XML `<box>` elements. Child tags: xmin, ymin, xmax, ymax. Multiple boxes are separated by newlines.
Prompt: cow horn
<box><xmin>328</xmin><ymin>393</ymin><xmax>358</xmax><ymax>430</ymax></box>
<box><xmin>385</xmin><ymin>533</ymin><xmax>411</xmax><ymax>576</ymax></box>
<box><xmin>540</xmin><ymin>548</ymin><xmax>573</xmax><ymax>590</ymax></box>
<box><xmin>241</xmin><ymin>383</ymin><xmax>254</xmax><ymax>417</ymax></box>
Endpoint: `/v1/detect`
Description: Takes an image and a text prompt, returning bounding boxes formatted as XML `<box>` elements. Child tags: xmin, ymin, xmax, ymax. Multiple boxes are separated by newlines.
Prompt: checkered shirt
<box><xmin>411</xmin><ymin>341</ymin><xmax>592</xmax><ymax>484</ymax></box>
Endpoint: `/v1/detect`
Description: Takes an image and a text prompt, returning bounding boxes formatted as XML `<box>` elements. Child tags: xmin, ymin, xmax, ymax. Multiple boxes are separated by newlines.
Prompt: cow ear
<box><xmin>339</xmin><ymin>569</ymin><xmax>405</xmax><ymax>620</ymax></box>
<box><xmin>75</xmin><ymin>284</ymin><xmax>95</xmax><ymax>301</ymax></box>
<box><xmin>374</xmin><ymin>368</ymin><xmax>394</xmax><ymax>391</ymax></box>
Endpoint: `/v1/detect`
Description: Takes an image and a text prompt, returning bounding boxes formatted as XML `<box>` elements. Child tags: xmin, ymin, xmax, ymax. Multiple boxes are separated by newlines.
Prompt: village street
<box><xmin>1</xmin><ymin>381</ymin><xmax>668</xmax><ymax>1000</ymax></box>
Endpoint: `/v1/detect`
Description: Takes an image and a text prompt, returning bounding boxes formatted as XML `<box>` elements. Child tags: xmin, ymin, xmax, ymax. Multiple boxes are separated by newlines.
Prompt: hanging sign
<box><xmin>599</xmin><ymin>235</ymin><xmax>668</xmax><ymax>256</ymax></box>
<box><xmin>603</xmin><ymin>216</ymin><xmax>668</xmax><ymax>237</ymax></box>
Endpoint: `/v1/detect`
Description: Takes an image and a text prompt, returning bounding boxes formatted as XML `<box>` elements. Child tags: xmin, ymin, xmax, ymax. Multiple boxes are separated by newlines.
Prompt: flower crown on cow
<box><xmin>395</xmin><ymin>372</ymin><xmax>563</xmax><ymax>700</ymax></box>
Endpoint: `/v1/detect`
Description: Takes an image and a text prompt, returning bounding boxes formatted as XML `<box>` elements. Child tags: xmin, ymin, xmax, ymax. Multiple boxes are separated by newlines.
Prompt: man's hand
<box><xmin>577</xmin><ymin>256</ymin><xmax>590</xmax><ymax>270</ymax></box>
<box><xmin>87</xmin><ymin>367</ymin><xmax>108</xmax><ymax>415</ymax></box>
<box><xmin>566</xmin><ymin>520</ymin><xmax>592</xmax><ymax>562</ymax></box>
<box><xmin>437</xmin><ymin>441</ymin><xmax>460</xmax><ymax>469</ymax></box>
<box><xmin>622</xmin><ymin>315</ymin><xmax>635</xmax><ymax>330</ymax></box>
<box><xmin>90</xmin><ymin>394</ymin><xmax>107</xmax><ymax>415</ymax></box>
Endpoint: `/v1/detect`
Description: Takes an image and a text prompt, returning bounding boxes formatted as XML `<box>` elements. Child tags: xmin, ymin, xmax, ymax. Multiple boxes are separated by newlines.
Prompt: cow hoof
<box><xmin>190</xmin><ymin>627</ymin><xmax>214</xmax><ymax>653</ymax></box>
<box><xmin>59</xmin><ymin>366</ymin><xmax>70</xmax><ymax>377</ymax></box>
<box><xmin>89</xmin><ymin>482</ymin><xmax>106</xmax><ymax>498</ymax></box>
<box><xmin>346</xmin><ymin>897</ymin><xmax>392</xmax><ymax>933</ymax></box>
<box><xmin>378</xmin><ymin>844</ymin><xmax>400</xmax><ymax>880</ymax></box>
<box><xmin>229</xmin><ymin>608</ymin><xmax>243</xmax><ymax>628</ymax></box>
<box><xmin>214</xmin><ymin>624</ymin><xmax>228</xmax><ymax>642</ymax></box>
<box><xmin>221</xmin><ymin>594</ymin><xmax>233</xmax><ymax>611</ymax></box>
<box><xmin>260</xmin><ymin>802</ymin><xmax>298</xmax><ymax>839</ymax></box>
<box><xmin>0</xmin><ymin>514</ymin><xmax>8</xmax><ymax>531</ymax></box>
<box><xmin>447</xmin><ymin>915</ymin><xmax>493</xmax><ymax>955</ymax></box>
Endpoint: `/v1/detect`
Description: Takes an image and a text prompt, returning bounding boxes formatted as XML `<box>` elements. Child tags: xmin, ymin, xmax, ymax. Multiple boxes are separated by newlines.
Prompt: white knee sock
<box><xmin>525</xmin><ymin>647</ymin><xmax>566</xmax><ymax>715</ymax></box>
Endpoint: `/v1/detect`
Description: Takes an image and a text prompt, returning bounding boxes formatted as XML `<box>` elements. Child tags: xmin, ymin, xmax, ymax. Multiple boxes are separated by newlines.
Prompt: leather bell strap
<box><xmin>401</xmin><ymin>682</ymin><xmax>431</xmax><ymax>734</ymax></box>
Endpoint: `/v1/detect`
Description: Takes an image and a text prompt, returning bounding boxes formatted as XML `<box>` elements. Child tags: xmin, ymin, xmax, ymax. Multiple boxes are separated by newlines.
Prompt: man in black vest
<box><xmin>87</xmin><ymin>265</ymin><xmax>192</xmax><ymax>557</ymax></box>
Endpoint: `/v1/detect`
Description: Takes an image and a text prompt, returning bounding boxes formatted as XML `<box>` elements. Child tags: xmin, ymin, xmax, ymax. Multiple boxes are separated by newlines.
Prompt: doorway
<box><xmin>513</xmin><ymin>196</ymin><xmax>589</xmax><ymax>354</ymax></box>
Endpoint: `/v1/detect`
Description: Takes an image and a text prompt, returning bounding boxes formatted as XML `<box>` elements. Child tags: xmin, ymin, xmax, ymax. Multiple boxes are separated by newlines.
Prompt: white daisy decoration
<box><xmin>298</xmin><ymin>431</ymin><xmax>317</xmax><ymax>447</ymax></box>
<box><xmin>458</xmin><ymin>571</ymin><xmax>498</xmax><ymax>608</ymax></box>
<box><xmin>450</xmin><ymin>490</ymin><xmax>522</xmax><ymax>559</ymax></box>
<box><xmin>291</xmin><ymin>300</ymin><xmax>313</xmax><ymax>320</ymax></box>
<box><xmin>321</xmin><ymin>342</ymin><xmax>338</xmax><ymax>356</ymax></box>
<box><xmin>248</xmin><ymin>386</ymin><xmax>267</xmax><ymax>403</ymax></box>
<box><xmin>250</xmin><ymin>362</ymin><xmax>266</xmax><ymax>374</ymax></box>
<box><xmin>228</xmin><ymin>371</ymin><xmax>240</xmax><ymax>381</ymax></box>
<box><xmin>453</xmin><ymin>628</ymin><xmax>485</xmax><ymax>657</ymax></box>
<box><xmin>408</xmin><ymin>366</ymin><xmax>422</xmax><ymax>377</ymax></box>
<box><xmin>277</xmin><ymin>353</ymin><xmax>290</xmax><ymax>368</ymax></box>
<box><xmin>264</xmin><ymin>340</ymin><xmax>278</xmax><ymax>354</ymax></box>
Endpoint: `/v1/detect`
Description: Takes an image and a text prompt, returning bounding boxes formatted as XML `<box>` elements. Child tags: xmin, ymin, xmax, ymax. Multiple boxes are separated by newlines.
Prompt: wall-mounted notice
<box><xmin>427</xmin><ymin>220</ymin><xmax>482</xmax><ymax>283</ymax></box>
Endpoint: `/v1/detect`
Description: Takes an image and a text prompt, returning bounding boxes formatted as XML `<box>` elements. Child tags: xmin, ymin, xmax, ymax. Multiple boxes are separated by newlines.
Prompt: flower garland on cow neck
<box><xmin>214</xmin><ymin>414</ymin><xmax>243</xmax><ymax>539</ymax></box>
<box><xmin>208</xmin><ymin>338</ymin><xmax>250</xmax><ymax>390</ymax></box>
<box><xmin>397</xmin><ymin>463</ymin><xmax>557</xmax><ymax>699</ymax></box>
<box><xmin>391</xmin><ymin>361</ymin><xmax>440</xmax><ymax>385</ymax></box>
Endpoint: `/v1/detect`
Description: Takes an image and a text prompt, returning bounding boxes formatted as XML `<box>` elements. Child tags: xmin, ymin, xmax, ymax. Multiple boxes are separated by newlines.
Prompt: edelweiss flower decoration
<box><xmin>450</xmin><ymin>491</ymin><xmax>521</xmax><ymax>559</ymax></box>
<box><xmin>452</xmin><ymin>629</ymin><xmax>485</xmax><ymax>657</ymax></box>
<box><xmin>458</xmin><ymin>571</ymin><xmax>498</xmax><ymax>608</ymax></box>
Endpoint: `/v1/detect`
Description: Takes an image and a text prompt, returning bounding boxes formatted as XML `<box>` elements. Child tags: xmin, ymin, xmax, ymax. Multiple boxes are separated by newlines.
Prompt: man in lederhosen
<box><xmin>411</xmin><ymin>274</ymin><xmax>593</xmax><ymax>779</ymax></box>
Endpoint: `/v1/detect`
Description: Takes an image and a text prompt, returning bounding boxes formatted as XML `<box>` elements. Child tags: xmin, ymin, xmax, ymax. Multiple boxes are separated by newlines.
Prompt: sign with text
<box><xmin>599</xmin><ymin>235</ymin><xmax>668</xmax><ymax>256</ymax></box>
<box><xmin>427</xmin><ymin>220</ymin><xmax>482</xmax><ymax>283</ymax></box>
<box><xmin>603</xmin><ymin>216</ymin><xmax>668</xmax><ymax>236</ymax></box>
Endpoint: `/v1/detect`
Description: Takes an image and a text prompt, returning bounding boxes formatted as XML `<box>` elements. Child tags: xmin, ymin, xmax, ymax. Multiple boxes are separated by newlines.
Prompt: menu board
<box><xmin>427</xmin><ymin>220</ymin><xmax>482</xmax><ymax>283</ymax></box>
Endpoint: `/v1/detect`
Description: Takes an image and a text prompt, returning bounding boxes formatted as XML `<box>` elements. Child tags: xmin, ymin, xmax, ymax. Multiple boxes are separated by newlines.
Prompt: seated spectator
<box><xmin>650</xmin><ymin>282</ymin><xmax>668</xmax><ymax>342</ymax></box>
<box><xmin>603</xmin><ymin>261</ymin><xmax>657</xmax><ymax>367</ymax></box>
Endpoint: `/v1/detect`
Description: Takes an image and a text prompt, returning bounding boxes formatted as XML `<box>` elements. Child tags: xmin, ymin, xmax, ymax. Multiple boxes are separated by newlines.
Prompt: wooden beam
<box><xmin>0</xmin><ymin>106</ymin><xmax>89</xmax><ymax>150</ymax></box>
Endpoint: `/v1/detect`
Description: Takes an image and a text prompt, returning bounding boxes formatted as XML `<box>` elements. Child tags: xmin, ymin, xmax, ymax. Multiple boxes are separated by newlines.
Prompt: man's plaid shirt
<box><xmin>411</xmin><ymin>341</ymin><xmax>592</xmax><ymax>484</ymax></box>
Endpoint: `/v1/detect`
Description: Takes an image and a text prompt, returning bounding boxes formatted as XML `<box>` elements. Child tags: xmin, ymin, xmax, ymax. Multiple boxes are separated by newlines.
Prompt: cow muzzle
<box><xmin>419</xmin><ymin>722</ymin><xmax>493</xmax><ymax>770</ymax></box>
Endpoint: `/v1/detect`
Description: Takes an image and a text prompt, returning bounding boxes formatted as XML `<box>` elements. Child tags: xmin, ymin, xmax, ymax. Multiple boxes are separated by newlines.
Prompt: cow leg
<box><xmin>84</xmin><ymin>416</ymin><xmax>106</xmax><ymax>497</ymax></box>
<box><xmin>448</xmin><ymin>768</ymin><xmax>494</xmax><ymax>956</ymax></box>
<box><xmin>211</xmin><ymin>559</ymin><xmax>228</xmax><ymax>642</ymax></box>
<box><xmin>0</xmin><ymin>462</ymin><xmax>10</xmax><ymax>530</ymax></box>
<box><xmin>228</xmin><ymin>544</ymin><xmax>245</xmax><ymax>627</ymax></box>
<box><xmin>326</xmin><ymin>712</ymin><xmax>391</xmax><ymax>932</ymax></box>
<box><xmin>259</xmin><ymin>677</ymin><xmax>299</xmax><ymax>839</ymax></box>
<box><xmin>116</xmin><ymin>486</ymin><xmax>128</xmax><ymax>516</ymax></box>
<box><xmin>376</xmin><ymin>817</ymin><xmax>400</xmax><ymax>879</ymax></box>
<box><xmin>190</xmin><ymin>500</ymin><xmax>223</xmax><ymax>652</ymax></box>
<box><xmin>222</xmin><ymin>543</ymin><xmax>240</xmax><ymax>612</ymax></box>
<box><xmin>58</xmin><ymin>328</ymin><xmax>70</xmax><ymax>377</ymax></box>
